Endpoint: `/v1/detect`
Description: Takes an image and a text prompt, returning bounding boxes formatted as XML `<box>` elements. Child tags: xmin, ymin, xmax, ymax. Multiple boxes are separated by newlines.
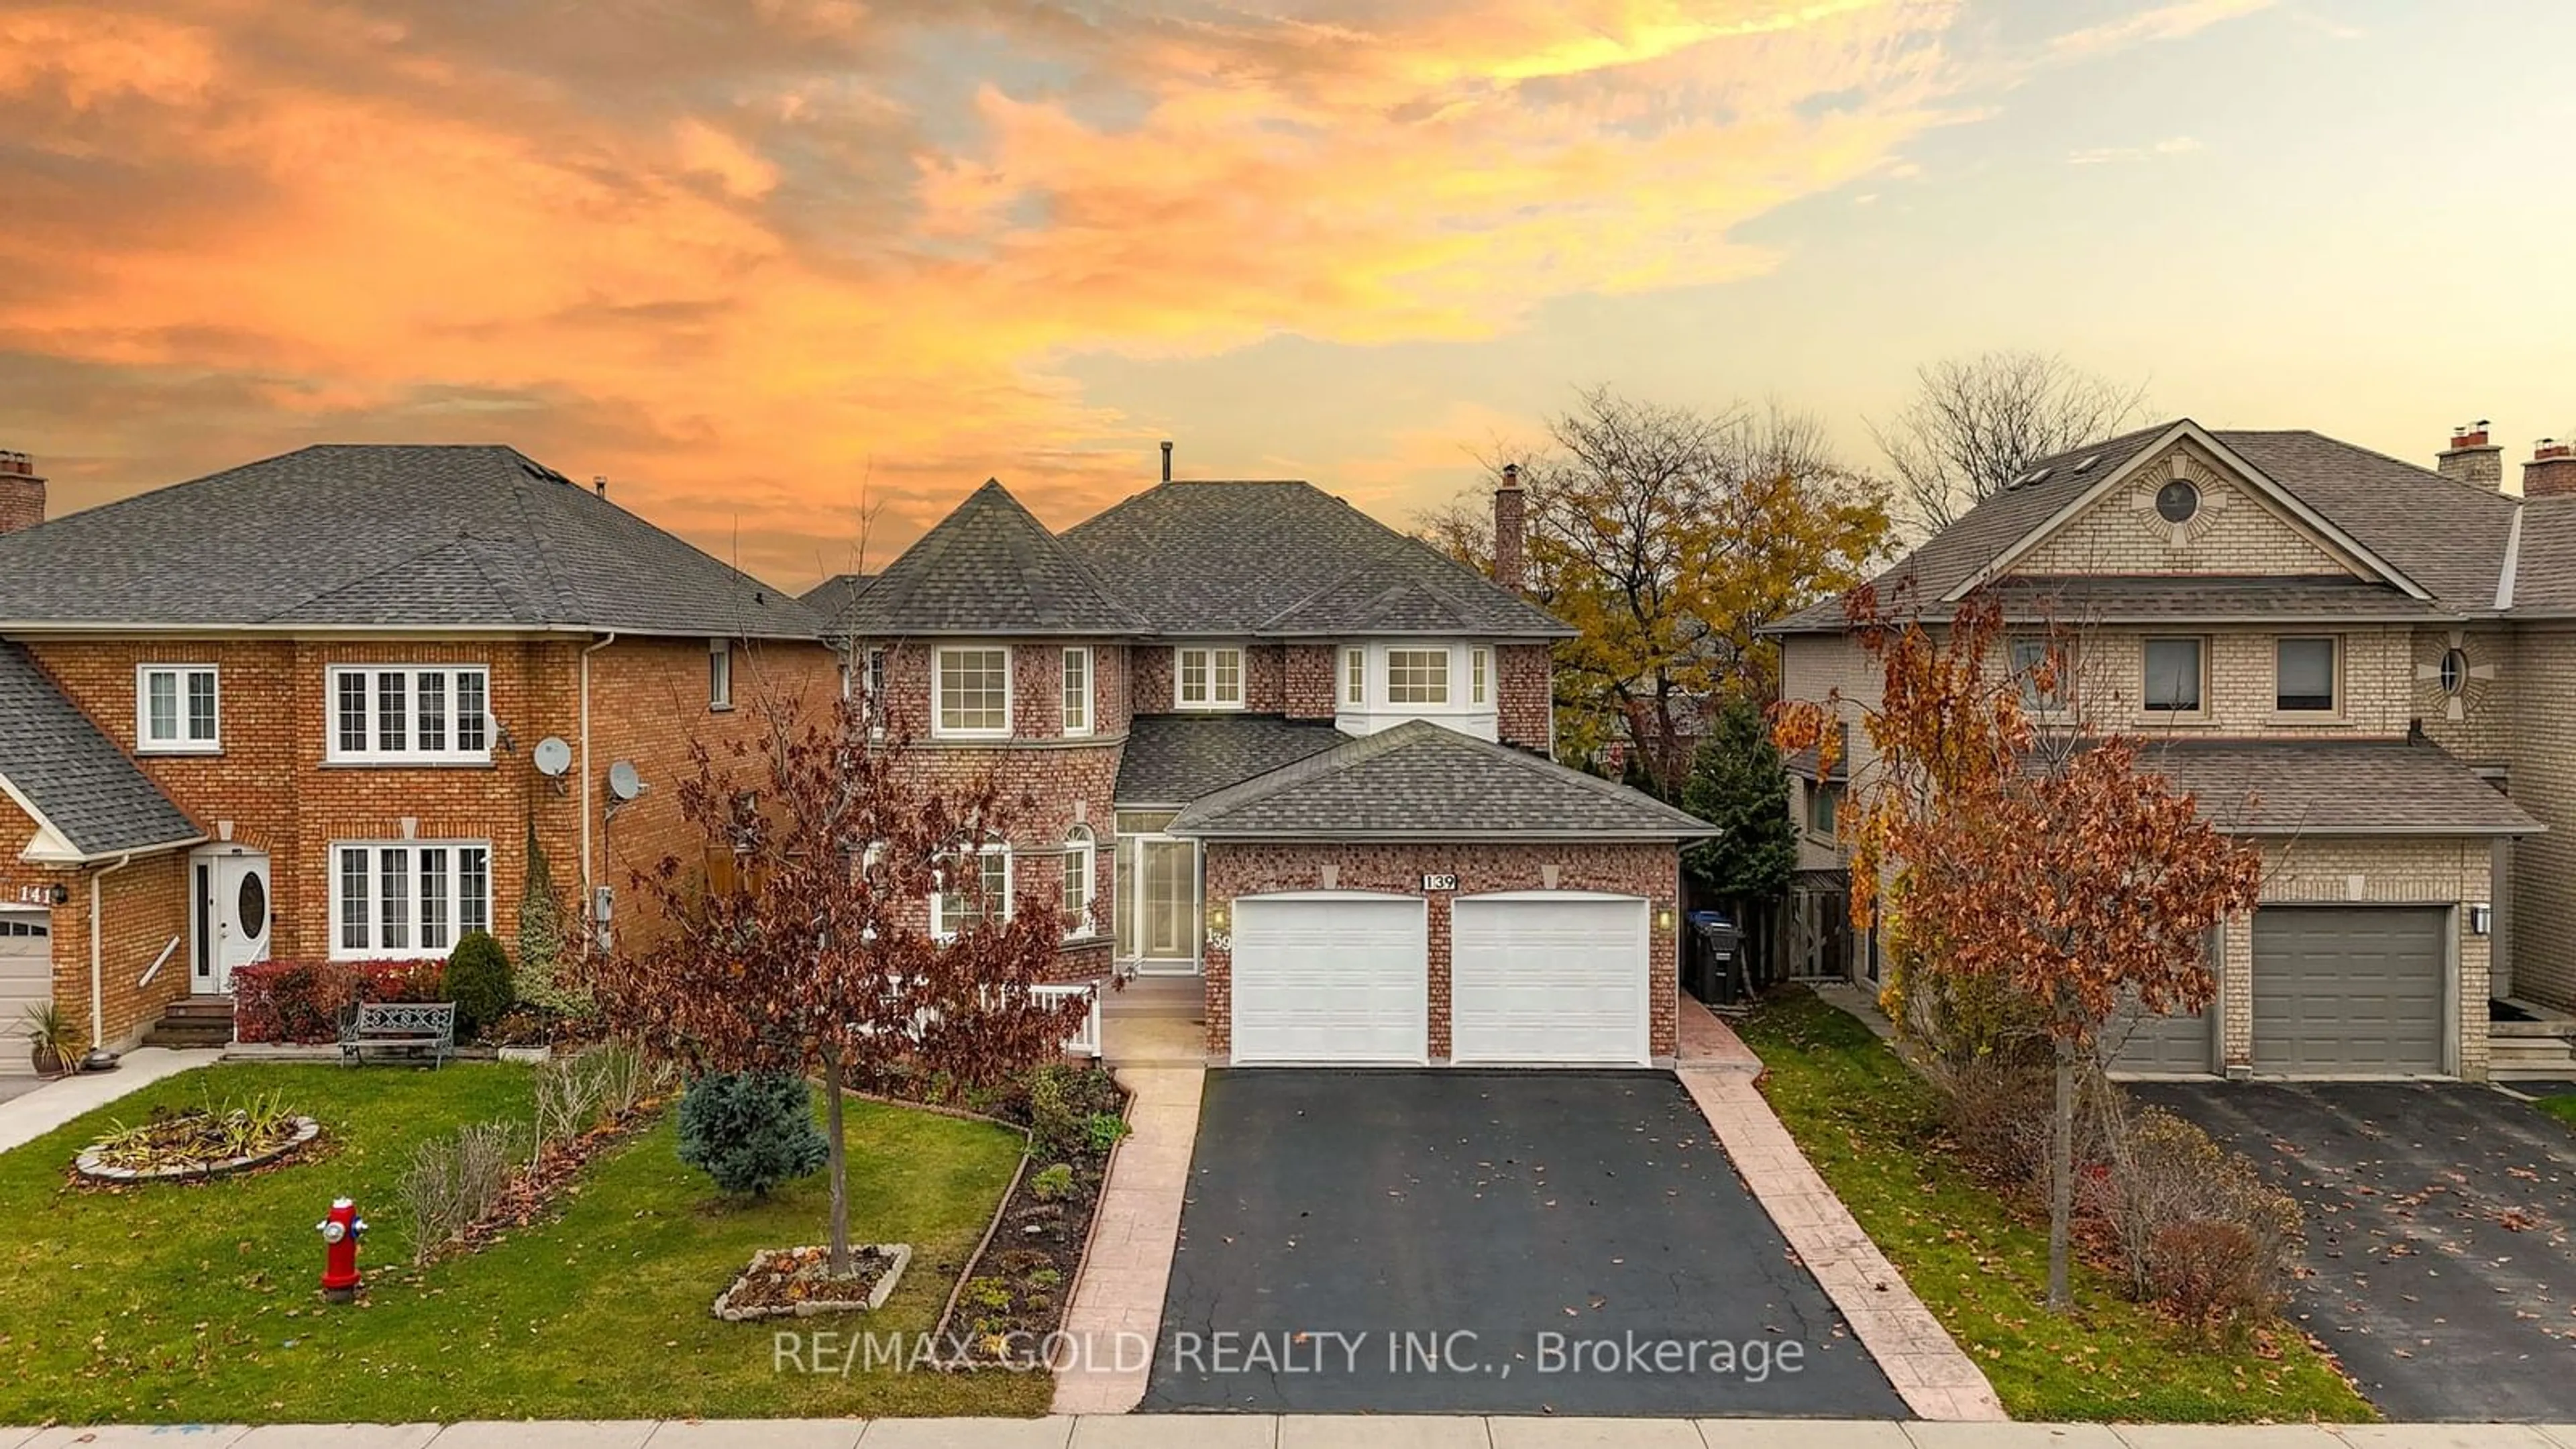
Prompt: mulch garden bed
<box><xmin>713</xmin><ymin>1243</ymin><xmax>914</xmax><ymax>1320</ymax></box>
<box><xmin>926</xmin><ymin>1064</ymin><xmax>1130</xmax><ymax>1368</ymax></box>
<box><xmin>439</xmin><ymin>1097</ymin><xmax>670</xmax><ymax>1260</ymax></box>
<box><xmin>72</xmin><ymin>1102</ymin><xmax>323</xmax><ymax>1186</ymax></box>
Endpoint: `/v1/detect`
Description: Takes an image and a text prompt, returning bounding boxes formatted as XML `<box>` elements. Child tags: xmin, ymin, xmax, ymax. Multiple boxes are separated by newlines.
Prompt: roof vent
<box><xmin>2023</xmin><ymin>466</ymin><xmax>2052</xmax><ymax>488</ymax></box>
<box><xmin>2072</xmin><ymin>453</ymin><xmax>2101</xmax><ymax>474</ymax></box>
<box><xmin>593</xmin><ymin>475</ymin><xmax>608</xmax><ymax>498</ymax></box>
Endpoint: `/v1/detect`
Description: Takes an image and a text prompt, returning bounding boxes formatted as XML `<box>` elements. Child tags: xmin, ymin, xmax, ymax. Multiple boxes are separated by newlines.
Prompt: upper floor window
<box><xmin>331</xmin><ymin>839</ymin><xmax>490</xmax><ymax>959</ymax></box>
<box><xmin>137</xmin><ymin>664</ymin><xmax>220</xmax><ymax>753</ymax></box>
<box><xmin>932</xmin><ymin>844</ymin><xmax>1010</xmax><ymax>939</ymax></box>
<box><xmin>328</xmin><ymin>665</ymin><xmax>490</xmax><ymax>764</ymax></box>
<box><xmin>708</xmin><ymin>639</ymin><xmax>733</xmax><ymax>710</ymax></box>
<box><xmin>1807</xmin><ymin>782</ymin><xmax>1841</xmax><ymax>837</ymax></box>
<box><xmin>1387</xmin><ymin>648</ymin><xmax>1449</xmax><ymax>705</ymax></box>
<box><xmin>1063</xmin><ymin>826</ymin><xmax>1096</xmax><ymax>938</ymax></box>
<box><xmin>2009</xmin><ymin>636</ymin><xmax>2070</xmax><ymax>713</ymax></box>
<box><xmin>1344</xmin><ymin>647</ymin><xmax>1364</xmax><ymax>706</ymax></box>
<box><xmin>1062</xmin><ymin>647</ymin><xmax>1093</xmax><ymax>737</ymax></box>
<box><xmin>1176</xmin><ymin>646</ymin><xmax>1244</xmax><ymax>710</ymax></box>
<box><xmin>1470</xmin><ymin>647</ymin><xmax>1489</xmax><ymax>706</ymax></box>
<box><xmin>933</xmin><ymin>647</ymin><xmax>1011</xmax><ymax>738</ymax></box>
<box><xmin>2142</xmin><ymin>637</ymin><xmax>2204</xmax><ymax>714</ymax></box>
<box><xmin>2276</xmin><ymin>637</ymin><xmax>2339</xmax><ymax>714</ymax></box>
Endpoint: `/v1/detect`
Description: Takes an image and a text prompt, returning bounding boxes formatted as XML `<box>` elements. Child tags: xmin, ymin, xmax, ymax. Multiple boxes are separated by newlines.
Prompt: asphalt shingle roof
<box><xmin>0</xmin><ymin>643</ymin><xmax>199</xmax><ymax>859</ymax></box>
<box><xmin>798</xmin><ymin>573</ymin><xmax>876</xmax><ymax>635</ymax></box>
<box><xmin>1167</xmin><ymin>720</ymin><xmax>1715</xmax><ymax>839</ymax></box>
<box><xmin>2508</xmin><ymin>498</ymin><xmax>2576</xmax><ymax>611</ymax></box>
<box><xmin>0</xmin><ymin>445</ymin><xmax>822</xmax><ymax>639</ymax></box>
<box><xmin>1772</xmin><ymin>423</ymin><xmax>2518</xmax><ymax>633</ymax></box>
<box><xmin>1114</xmin><ymin>714</ymin><xmax>1350</xmax><ymax>806</ymax></box>
<box><xmin>1059</xmin><ymin>480</ymin><xmax>1571</xmax><ymax>639</ymax></box>
<box><xmin>2144</xmin><ymin>739</ymin><xmax>2540</xmax><ymax>837</ymax></box>
<box><xmin>837</xmin><ymin>481</ymin><xmax>1150</xmax><ymax>638</ymax></box>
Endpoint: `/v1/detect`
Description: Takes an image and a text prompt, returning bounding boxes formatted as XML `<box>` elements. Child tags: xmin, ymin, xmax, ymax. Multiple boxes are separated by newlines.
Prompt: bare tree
<box><xmin>1870</xmin><ymin>351</ymin><xmax>2149</xmax><ymax>535</ymax></box>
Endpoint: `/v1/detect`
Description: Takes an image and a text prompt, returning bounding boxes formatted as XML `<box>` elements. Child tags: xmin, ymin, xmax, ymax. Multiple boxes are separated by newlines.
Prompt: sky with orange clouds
<box><xmin>3</xmin><ymin>1</ymin><xmax>2571</xmax><ymax>589</ymax></box>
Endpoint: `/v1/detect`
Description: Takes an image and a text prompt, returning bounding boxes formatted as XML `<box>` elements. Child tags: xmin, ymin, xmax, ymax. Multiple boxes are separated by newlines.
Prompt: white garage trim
<box><xmin>1452</xmin><ymin>892</ymin><xmax>1651</xmax><ymax>1066</ymax></box>
<box><xmin>0</xmin><ymin>906</ymin><xmax>53</xmax><ymax>1079</ymax></box>
<box><xmin>1230</xmin><ymin>892</ymin><xmax>1428</xmax><ymax>1066</ymax></box>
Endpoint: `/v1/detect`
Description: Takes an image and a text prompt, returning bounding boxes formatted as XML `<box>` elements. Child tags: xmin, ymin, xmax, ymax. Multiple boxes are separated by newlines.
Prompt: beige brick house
<box><xmin>812</xmin><ymin>468</ymin><xmax>1713</xmax><ymax>1067</ymax></box>
<box><xmin>1771</xmin><ymin>420</ymin><xmax>2576</xmax><ymax>1081</ymax></box>
<box><xmin>0</xmin><ymin>446</ymin><xmax>837</xmax><ymax>1071</ymax></box>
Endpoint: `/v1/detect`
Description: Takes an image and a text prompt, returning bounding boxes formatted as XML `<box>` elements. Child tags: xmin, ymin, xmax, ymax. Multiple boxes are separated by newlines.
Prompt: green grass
<box><xmin>1738</xmin><ymin>989</ymin><xmax>2375</xmax><ymax>1424</ymax></box>
<box><xmin>2534</xmin><ymin>1094</ymin><xmax>2576</xmax><ymax>1129</ymax></box>
<box><xmin>0</xmin><ymin>1063</ymin><xmax>1048</xmax><ymax>1423</ymax></box>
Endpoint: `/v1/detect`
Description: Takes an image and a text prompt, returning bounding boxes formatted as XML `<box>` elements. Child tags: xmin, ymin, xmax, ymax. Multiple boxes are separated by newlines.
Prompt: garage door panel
<box><xmin>1232</xmin><ymin>895</ymin><xmax>1427</xmax><ymax>1065</ymax></box>
<box><xmin>2106</xmin><ymin>1002</ymin><xmax>2213</xmax><ymax>1075</ymax></box>
<box><xmin>1453</xmin><ymin>896</ymin><xmax>1649</xmax><ymax>1065</ymax></box>
<box><xmin>0</xmin><ymin>912</ymin><xmax>50</xmax><ymax>1079</ymax></box>
<box><xmin>2253</xmin><ymin>906</ymin><xmax>2445</xmax><ymax>1075</ymax></box>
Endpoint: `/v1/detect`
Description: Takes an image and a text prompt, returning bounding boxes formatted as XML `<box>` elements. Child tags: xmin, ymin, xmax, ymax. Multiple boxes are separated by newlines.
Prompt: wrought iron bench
<box><xmin>339</xmin><ymin>1001</ymin><xmax>458</xmax><ymax>1067</ymax></box>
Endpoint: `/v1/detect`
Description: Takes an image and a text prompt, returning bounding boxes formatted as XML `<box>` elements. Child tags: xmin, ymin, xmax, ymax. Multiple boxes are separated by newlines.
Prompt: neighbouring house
<box><xmin>0</xmin><ymin>445</ymin><xmax>838</xmax><ymax>1071</ymax></box>
<box><xmin>1767</xmin><ymin>419</ymin><xmax>2576</xmax><ymax>1081</ymax></box>
<box><xmin>828</xmin><ymin>471</ymin><xmax>1715</xmax><ymax>1066</ymax></box>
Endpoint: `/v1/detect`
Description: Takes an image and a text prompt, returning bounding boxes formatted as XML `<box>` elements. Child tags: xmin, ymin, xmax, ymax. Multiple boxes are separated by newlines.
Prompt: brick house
<box><xmin>0</xmin><ymin>445</ymin><xmax>837</xmax><ymax>1072</ymax></box>
<box><xmin>1768</xmin><ymin>419</ymin><xmax>2576</xmax><ymax>1081</ymax></box>
<box><xmin>819</xmin><ymin>471</ymin><xmax>1714</xmax><ymax>1066</ymax></box>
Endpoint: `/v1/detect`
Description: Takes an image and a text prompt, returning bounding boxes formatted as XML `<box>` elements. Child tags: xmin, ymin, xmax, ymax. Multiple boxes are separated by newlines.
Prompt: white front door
<box><xmin>1134</xmin><ymin>835</ymin><xmax>1201</xmax><ymax>975</ymax></box>
<box><xmin>1230</xmin><ymin>892</ymin><xmax>1428</xmax><ymax>1065</ymax></box>
<box><xmin>195</xmin><ymin>849</ymin><xmax>272</xmax><ymax>993</ymax></box>
<box><xmin>1452</xmin><ymin>893</ymin><xmax>1651</xmax><ymax>1065</ymax></box>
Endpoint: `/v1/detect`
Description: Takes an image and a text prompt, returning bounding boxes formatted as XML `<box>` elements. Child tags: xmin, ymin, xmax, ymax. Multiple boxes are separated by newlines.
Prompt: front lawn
<box><xmin>0</xmin><ymin>1063</ymin><xmax>1046</xmax><ymax>1423</ymax></box>
<box><xmin>1738</xmin><ymin>989</ymin><xmax>2373</xmax><ymax>1424</ymax></box>
<box><xmin>2534</xmin><ymin>1093</ymin><xmax>2576</xmax><ymax>1130</ymax></box>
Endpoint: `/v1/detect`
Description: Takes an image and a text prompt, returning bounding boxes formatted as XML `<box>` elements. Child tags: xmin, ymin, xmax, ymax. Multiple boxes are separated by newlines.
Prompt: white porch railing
<box><xmin>1038</xmin><ymin>981</ymin><xmax>1103</xmax><ymax>1059</ymax></box>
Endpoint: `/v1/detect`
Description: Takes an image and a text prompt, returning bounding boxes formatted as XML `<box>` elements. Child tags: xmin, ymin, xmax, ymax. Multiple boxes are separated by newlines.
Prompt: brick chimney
<box><xmin>2529</xmin><ymin>438</ymin><xmax>2576</xmax><ymax>499</ymax></box>
<box><xmin>1492</xmin><ymin>462</ymin><xmax>1526</xmax><ymax>594</ymax></box>
<box><xmin>0</xmin><ymin>451</ymin><xmax>44</xmax><ymax>535</ymax></box>
<box><xmin>2438</xmin><ymin>421</ymin><xmax>2503</xmax><ymax>490</ymax></box>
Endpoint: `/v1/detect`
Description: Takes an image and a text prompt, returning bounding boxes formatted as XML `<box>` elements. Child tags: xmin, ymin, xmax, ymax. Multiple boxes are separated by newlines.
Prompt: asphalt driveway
<box><xmin>1138</xmin><ymin>1069</ymin><xmax>1902</xmax><ymax>1417</ymax></box>
<box><xmin>2134</xmin><ymin>1080</ymin><xmax>2576</xmax><ymax>1421</ymax></box>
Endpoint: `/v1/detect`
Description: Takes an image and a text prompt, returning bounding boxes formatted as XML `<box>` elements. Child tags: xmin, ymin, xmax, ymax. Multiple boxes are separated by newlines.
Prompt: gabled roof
<box><xmin>2145</xmin><ymin>739</ymin><xmax>2540</xmax><ymax>838</ymax></box>
<box><xmin>1060</xmin><ymin>480</ymin><xmax>1571</xmax><ymax>639</ymax></box>
<box><xmin>1166</xmin><ymin>719</ymin><xmax>1714</xmax><ymax>840</ymax></box>
<box><xmin>0</xmin><ymin>644</ymin><xmax>199</xmax><ymax>862</ymax></box>
<box><xmin>837</xmin><ymin>481</ymin><xmax>1150</xmax><ymax>637</ymax></box>
<box><xmin>0</xmin><ymin>445</ymin><xmax>822</xmax><ymax>639</ymax></box>
<box><xmin>1772</xmin><ymin>423</ymin><xmax>2519</xmax><ymax>633</ymax></box>
<box><xmin>798</xmin><ymin>573</ymin><xmax>876</xmax><ymax>635</ymax></box>
<box><xmin>1114</xmin><ymin>714</ymin><xmax>1349</xmax><ymax>806</ymax></box>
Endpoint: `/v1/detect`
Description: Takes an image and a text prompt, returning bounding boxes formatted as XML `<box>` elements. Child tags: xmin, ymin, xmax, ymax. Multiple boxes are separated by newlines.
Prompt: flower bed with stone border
<box><xmin>712</xmin><ymin>1243</ymin><xmax>912</xmax><ymax>1320</ymax></box>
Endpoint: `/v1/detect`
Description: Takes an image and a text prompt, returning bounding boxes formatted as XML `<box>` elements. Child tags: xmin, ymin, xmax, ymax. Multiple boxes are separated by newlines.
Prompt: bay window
<box><xmin>331</xmin><ymin>841</ymin><xmax>492</xmax><ymax>959</ymax></box>
<box><xmin>328</xmin><ymin>665</ymin><xmax>491</xmax><ymax>763</ymax></box>
<box><xmin>1387</xmin><ymin>647</ymin><xmax>1450</xmax><ymax>704</ymax></box>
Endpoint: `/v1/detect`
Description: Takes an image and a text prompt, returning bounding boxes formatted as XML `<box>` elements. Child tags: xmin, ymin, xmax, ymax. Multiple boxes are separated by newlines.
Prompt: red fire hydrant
<box><xmin>317</xmin><ymin>1196</ymin><xmax>367</xmax><ymax>1303</ymax></box>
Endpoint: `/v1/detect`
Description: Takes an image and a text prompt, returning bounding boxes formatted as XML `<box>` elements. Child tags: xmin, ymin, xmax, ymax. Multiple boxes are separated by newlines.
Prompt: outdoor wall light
<box><xmin>2468</xmin><ymin>903</ymin><xmax>2493</xmax><ymax>936</ymax></box>
<box><xmin>1655</xmin><ymin>904</ymin><xmax>1674</xmax><ymax>930</ymax></box>
<box><xmin>1207</xmin><ymin>900</ymin><xmax>1229</xmax><ymax>932</ymax></box>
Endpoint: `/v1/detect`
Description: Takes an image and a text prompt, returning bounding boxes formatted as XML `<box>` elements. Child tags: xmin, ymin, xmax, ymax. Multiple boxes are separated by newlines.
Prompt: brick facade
<box><xmin>2016</xmin><ymin>442</ymin><xmax>2355</xmax><ymax>577</ymax></box>
<box><xmin>2507</xmin><ymin>629</ymin><xmax>2576</xmax><ymax>1010</ymax></box>
<box><xmin>1496</xmin><ymin>643</ymin><xmax>1554</xmax><ymax>753</ymax></box>
<box><xmin>1198</xmin><ymin>841</ymin><xmax>1680</xmax><ymax>1062</ymax></box>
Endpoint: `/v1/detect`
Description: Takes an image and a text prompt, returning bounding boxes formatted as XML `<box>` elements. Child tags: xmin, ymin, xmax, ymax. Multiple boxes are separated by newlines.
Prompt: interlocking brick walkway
<box><xmin>1049</xmin><ymin>1063</ymin><xmax>1202</xmax><ymax>1416</ymax></box>
<box><xmin>1676</xmin><ymin>1000</ymin><xmax>2007</xmax><ymax>1423</ymax></box>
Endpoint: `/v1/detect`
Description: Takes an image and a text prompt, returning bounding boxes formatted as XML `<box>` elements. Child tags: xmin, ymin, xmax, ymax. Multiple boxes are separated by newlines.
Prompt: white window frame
<box><xmin>2141</xmin><ymin>637</ymin><xmax>2208</xmax><ymax>717</ymax></box>
<box><xmin>1386</xmin><ymin>647</ymin><xmax>1452</xmax><ymax>705</ymax></box>
<box><xmin>1061</xmin><ymin>647</ymin><xmax>1093</xmax><ymax>737</ymax></box>
<box><xmin>932</xmin><ymin>645</ymin><xmax>1013</xmax><ymax>739</ymax></box>
<box><xmin>136</xmin><ymin>663</ymin><xmax>221</xmax><ymax>754</ymax></box>
<box><xmin>931</xmin><ymin>843</ymin><xmax>1012</xmax><ymax>940</ymax></box>
<box><xmin>1175</xmin><ymin>645</ymin><xmax>1246</xmax><ymax>710</ymax></box>
<box><xmin>325</xmin><ymin>665</ymin><xmax>492</xmax><ymax>765</ymax></box>
<box><xmin>708</xmin><ymin>638</ymin><xmax>733</xmax><ymax>711</ymax></box>
<box><xmin>1345</xmin><ymin>647</ymin><xmax>1365</xmax><ymax>706</ymax></box>
<box><xmin>1063</xmin><ymin>826</ymin><xmax>1097</xmax><ymax>938</ymax></box>
<box><xmin>1470</xmin><ymin>647</ymin><xmax>1489</xmax><ymax>706</ymax></box>
<box><xmin>327</xmin><ymin>839</ymin><xmax>492</xmax><ymax>960</ymax></box>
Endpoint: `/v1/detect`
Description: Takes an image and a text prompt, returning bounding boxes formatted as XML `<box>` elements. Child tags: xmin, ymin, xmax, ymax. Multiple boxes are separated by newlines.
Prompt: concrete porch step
<box><xmin>1104</xmin><ymin>973</ymin><xmax>1204</xmax><ymax>1022</ymax></box>
<box><xmin>142</xmin><ymin>996</ymin><xmax>235</xmax><ymax>1049</ymax></box>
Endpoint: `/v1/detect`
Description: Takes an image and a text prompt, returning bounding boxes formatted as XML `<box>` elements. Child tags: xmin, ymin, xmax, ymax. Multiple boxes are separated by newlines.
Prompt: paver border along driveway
<box><xmin>1139</xmin><ymin>1069</ymin><xmax>1904</xmax><ymax>1417</ymax></box>
<box><xmin>2135</xmin><ymin>1080</ymin><xmax>2576</xmax><ymax>1421</ymax></box>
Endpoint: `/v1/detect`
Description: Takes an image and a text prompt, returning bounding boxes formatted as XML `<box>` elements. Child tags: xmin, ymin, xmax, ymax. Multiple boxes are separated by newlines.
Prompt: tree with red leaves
<box><xmin>578</xmin><ymin>690</ymin><xmax>1092</xmax><ymax>1278</ymax></box>
<box><xmin>1776</xmin><ymin>589</ymin><xmax>2261</xmax><ymax>1309</ymax></box>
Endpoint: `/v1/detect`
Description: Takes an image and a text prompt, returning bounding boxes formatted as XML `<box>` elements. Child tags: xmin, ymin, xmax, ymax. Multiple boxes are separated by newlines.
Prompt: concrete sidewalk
<box><xmin>0</xmin><ymin>1046</ymin><xmax>219</xmax><ymax>1154</ymax></box>
<box><xmin>7</xmin><ymin>1419</ymin><xmax>2572</xmax><ymax>1447</ymax></box>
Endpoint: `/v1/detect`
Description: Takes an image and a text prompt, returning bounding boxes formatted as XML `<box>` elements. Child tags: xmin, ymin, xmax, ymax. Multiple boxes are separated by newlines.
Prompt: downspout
<box><xmin>580</xmin><ymin>632</ymin><xmax>618</xmax><ymax>898</ymax></box>
<box><xmin>90</xmin><ymin>851</ymin><xmax>134</xmax><ymax>1049</ymax></box>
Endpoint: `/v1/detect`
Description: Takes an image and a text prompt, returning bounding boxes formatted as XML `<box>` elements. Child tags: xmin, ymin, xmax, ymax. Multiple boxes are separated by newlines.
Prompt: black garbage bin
<box><xmin>1686</xmin><ymin>910</ymin><xmax>1745</xmax><ymax>1004</ymax></box>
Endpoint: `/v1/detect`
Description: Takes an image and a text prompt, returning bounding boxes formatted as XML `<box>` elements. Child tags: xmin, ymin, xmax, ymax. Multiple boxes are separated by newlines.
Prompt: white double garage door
<box><xmin>1230</xmin><ymin>891</ymin><xmax>1652</xmax><ymax>1066</ymax></box>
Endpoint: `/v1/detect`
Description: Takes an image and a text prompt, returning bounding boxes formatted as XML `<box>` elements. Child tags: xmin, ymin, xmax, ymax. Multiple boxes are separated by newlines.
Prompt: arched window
<box><xmin>1063</xmin><ymin>826</ymin><xmax>1097</xmax><ymax>938</ymax></box>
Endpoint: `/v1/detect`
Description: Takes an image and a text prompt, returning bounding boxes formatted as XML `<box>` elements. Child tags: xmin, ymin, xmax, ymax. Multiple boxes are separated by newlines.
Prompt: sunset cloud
<box><xmin>0</xmin><ymin>0</ymin><xmax>2275</xmax><ymax>582</ymax></box>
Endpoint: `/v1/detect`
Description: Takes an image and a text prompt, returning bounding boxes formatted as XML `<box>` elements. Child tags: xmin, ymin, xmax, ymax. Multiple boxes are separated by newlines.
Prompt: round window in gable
<box><xmin>2155</xmin><ymin>480</ymin><xmax>2201</xmax><ymax>524</ymax></box>
<box><xmin>237</xmin><ymin>873</ymin><xmax>267</xmax><ymax>938</ymax></box>
<box><xmin>2440</xmin><ymin>647</ymin><xmax>2470</xmax><ymax>696</ymax></box>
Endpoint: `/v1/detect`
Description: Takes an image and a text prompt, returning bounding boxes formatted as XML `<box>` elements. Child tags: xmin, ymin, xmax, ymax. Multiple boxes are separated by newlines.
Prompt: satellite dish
<box><xmin>606</xmin><ymin>760</ymin><xmax>645</xmax><ymax>802</ymax></box>
<box><xmin>532</xmin><ymin>737</ymin><xmax>573</xmax><ymax>777</ymax></box>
